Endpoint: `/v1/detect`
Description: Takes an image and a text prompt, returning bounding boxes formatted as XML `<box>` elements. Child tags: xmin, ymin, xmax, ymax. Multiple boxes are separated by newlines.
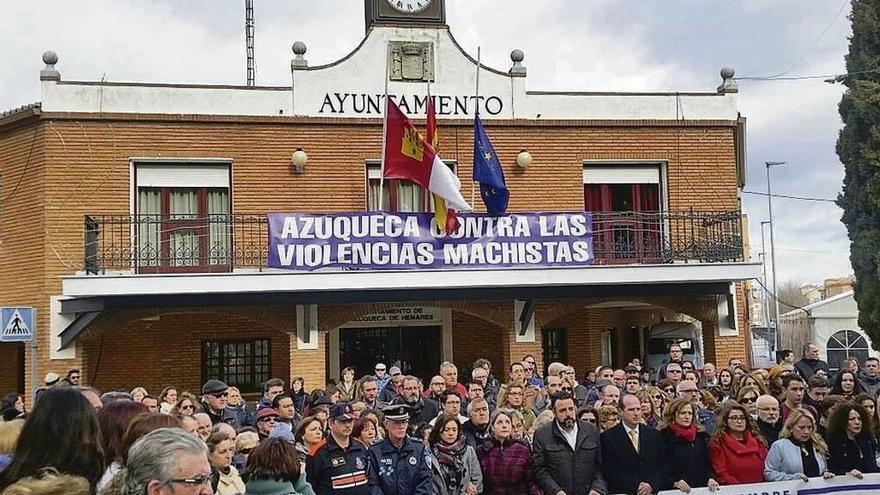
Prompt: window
<box><xmin>366</xmin><ymin>162</ymin><xmax>457</xmax><ymax>212</ymax></box>
<box><xmin>826</xmin><ymin>330</ymin><xmax>870</xmax><ymax>371</ymax></box>
<box><xmin>584</xmin><ymin>165</ymin><xmax>663</xmax><ymax>263</ymax></box>
<box><xmin>203</xmin><ymin>339</ymin><xmax>270</xmax><ymax>393</ymax></box>
<box><xmin>542</xmin><ymin>328</ymin><xmax>568</xmax><ymax>373</ymax></box>
<box><xmin>135</xmin><ymin>163</ymin><xmax>231</xmax><ymax>272</ymax></box>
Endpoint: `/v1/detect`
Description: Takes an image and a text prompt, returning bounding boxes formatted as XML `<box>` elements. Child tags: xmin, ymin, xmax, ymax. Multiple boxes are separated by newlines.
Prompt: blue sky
<box><xmin>0</xmin><ymin>0</ymin><xmax>854</xmax><ymax>285</ymax></box>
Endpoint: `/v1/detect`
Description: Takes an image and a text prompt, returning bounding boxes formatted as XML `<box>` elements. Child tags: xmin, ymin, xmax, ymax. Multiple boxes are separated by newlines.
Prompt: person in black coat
<box><xmin>600</xmin><ymin>395</ymin><xmax>671</xmax><ymax>495</ymax></box>
<box><xmin>533</xmin><ymin>393</ymin><xmax>606</xmax><ymax>495</ymax></box>
<box><xmin>659</xmin><ymin>398</ymin><xmax>719</xmax><ymax>492</ymax></box>
<box><xmin>826</xmin><ymin>403</ymin><xmax>879</xmax><ymax>477</ymax></box>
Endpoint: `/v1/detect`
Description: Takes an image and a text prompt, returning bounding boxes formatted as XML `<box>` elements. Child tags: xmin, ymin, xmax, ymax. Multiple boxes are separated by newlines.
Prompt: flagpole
<box><xmin>379</xmin><ymin>55</ymin><xmax>390</xmax><ymax>211</ymax></box>
<box><xmin>472</xmin><ymin>46</ymin><xmax>481</xmax><ymax>206</ymax></box>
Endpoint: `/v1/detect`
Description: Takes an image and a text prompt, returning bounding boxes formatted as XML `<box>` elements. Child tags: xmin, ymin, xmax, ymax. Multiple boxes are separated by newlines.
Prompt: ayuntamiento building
<box><xmin>0</xmin><ymin>0</ymin><xmax>761</xmax><ymax>396</ymax></box>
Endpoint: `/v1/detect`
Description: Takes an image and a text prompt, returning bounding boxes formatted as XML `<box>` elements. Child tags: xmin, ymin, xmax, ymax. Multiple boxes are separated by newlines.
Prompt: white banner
<box><xmin>655</xmin><ymin>473</ymin><xmax>880</xmax><ymax>495</ymax></box>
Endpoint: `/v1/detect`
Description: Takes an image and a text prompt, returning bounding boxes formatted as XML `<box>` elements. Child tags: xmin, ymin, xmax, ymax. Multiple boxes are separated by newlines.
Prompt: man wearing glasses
<box><xmin>755</xmin><ymin>395</ymin><xmax>782</xmax><ymax>444</ymax></box>
<box><xmin>197</xmin><ymin>379</ymin><xmax>238</xmax><ymax>427</ymax></box>
<box><xmin>254</xmin><ymin>407</ymin><xmax>280</xmax><ymax>441</ymax></box>
<box><xmin>658</xmin><ymin>344</ymin><xmax>685</xmax><ymax>381</ymax></box>
<box><xmin>123</xmin><ymin>427</ymin><xmax>213</xmax><ymax>495</ymax></box>
<box><xmin>676</xmin><ymin>381</ymin><xmax>716</xmax><ymax>434</ymax></box>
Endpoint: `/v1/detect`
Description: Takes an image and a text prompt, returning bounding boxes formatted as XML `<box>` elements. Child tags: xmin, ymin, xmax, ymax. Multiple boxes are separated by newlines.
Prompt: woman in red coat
<box><xmin>709</xmin><ymin>403</ymin><xmax>769</xmax><ymax>485</ymax></box>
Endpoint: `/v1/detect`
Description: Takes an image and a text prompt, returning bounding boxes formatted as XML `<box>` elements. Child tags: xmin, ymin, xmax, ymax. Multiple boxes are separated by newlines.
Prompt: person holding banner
<box><xmin>764</xmin><ymin>409</ymin><xmax>834</xmax><ymax>482</ymax></box>
<box><xmin>709</xmin><ymin>404</ymin><xmax>768</xmax><ymax>485</ymax></box>
<box><xmin>826</xmin><ymin>403</ymin><xmax>879</xmax><ymax>477</ymax></box>
<box><xmin>659</xmin><ymin>398</ymin><xmax>719</xmax><ymax>492</ymax></box>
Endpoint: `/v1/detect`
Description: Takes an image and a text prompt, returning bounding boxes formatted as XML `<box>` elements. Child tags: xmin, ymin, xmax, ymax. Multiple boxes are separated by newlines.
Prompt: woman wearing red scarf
<box><xmin>660</xmin><ymin>398</ymin><xmax>719</xmax><ymax>492</ymax></box>
<box><xmin>709</xmin><ymin>403</ymin><xmax>769</xmax><ymax>485</ymax></box>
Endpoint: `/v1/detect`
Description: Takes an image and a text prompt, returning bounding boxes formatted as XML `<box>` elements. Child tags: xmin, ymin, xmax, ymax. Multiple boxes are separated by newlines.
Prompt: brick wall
<box><xmin>0</xmin><ymin>112</ymin><xmax>744</xmax><ymax>390</ymax></box>
<box><xmin>79</xmin><ymin>310</ymin><xmax>291</xmax><ymax>395</ymax></box>
<box><xmin>0</xmin><ymin>343</ymin><xmax>24</xmax><ymax>394</ymax></box>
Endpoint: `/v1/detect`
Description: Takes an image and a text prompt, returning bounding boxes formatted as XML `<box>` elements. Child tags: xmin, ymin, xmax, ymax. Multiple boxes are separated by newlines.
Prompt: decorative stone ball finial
<box><xmin>717</xmin><ymin>66</ymin><xmax>737</xmax><ymax>93</ymax></box>
<box><xmin>42</xmin><ymin>50</ymin><xmax>59</xmax><ymax>66</ymax></box>
<box><xmin>510</xmin><ymin>49</ymin><xmax>524</xmax><ymax>63</ymax></box>
<box><xmin>509</xmin><ymin>49</ymin><xmax>526</xmax><ymax>77</ymax></box>
<box><xmin>291</xmin><ymin>41</ymin><xmax>308</xmax><ymax>69</ymax></box>
<box><xmin>40</xmin><ymin>50</ymin><xmax>61</xmax><ymax>82</ymax></box>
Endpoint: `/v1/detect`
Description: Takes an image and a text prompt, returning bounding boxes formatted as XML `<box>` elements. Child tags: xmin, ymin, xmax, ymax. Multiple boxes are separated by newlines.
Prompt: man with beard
<box><xmin>533</xmin><ymin>392</ymin><xmax>606</xmax><ymax>495</ymax></box>
<box><xmin>396</xmin><ymin>376</ymin><xmax>438</xmax><ymax>434</ymax></box>
<box><xmin>461</xmin><ymin>398</ymin><xmax>491</xmax><ymax>447</ymax></box>
<box><xmin>755</xmin><ymin>395</ymin><xmax>782</xmax><ymax>444</ymax></box>
<box><xmin>359</xmin><ymin>376</ymin><xmax>381</xmax><ymax>410</ymax></box>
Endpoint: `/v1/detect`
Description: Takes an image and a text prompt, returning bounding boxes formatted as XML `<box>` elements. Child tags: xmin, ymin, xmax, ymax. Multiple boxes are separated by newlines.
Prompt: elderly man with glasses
<box><xmin>676</xmin><ymin>381</ymin><xmax>716</xmax><ymax>434</ymax></box>
<box><xmin>197</xmin><ymin>379</ymin><xmax>238</xmax><ymax>427</ymax></box>
<box><xmin>122</xmin><ymin>427</ymin><xmax>213</xmax><ymax>495</ymax></box>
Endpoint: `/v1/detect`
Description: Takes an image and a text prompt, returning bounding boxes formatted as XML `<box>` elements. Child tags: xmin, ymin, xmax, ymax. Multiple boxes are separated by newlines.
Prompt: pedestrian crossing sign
<box><xmin>1</xmin><ymin>307</ymin><xmax>34</xmax><ymax>343</ymax></box>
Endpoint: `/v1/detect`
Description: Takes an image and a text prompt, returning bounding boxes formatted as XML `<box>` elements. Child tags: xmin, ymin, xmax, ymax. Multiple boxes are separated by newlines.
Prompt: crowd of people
<box><xmin>1</xmin><ymin>343</ymin><xmax>880</xmax><ymax>495</ymax></box>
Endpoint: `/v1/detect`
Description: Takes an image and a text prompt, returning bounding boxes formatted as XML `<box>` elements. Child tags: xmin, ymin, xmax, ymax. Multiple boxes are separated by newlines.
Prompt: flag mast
<box><xmin>379</xmin><ymin>56</ymin><xmax>391</xmax><ymax>211</ymax></box>
<box><xmin>472</xmin><ymin>46</ymin><xmax>481</xmax><ymax>206</ymax></box>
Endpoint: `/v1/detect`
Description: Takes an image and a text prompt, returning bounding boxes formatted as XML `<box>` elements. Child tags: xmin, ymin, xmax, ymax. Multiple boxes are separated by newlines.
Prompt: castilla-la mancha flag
<box><xmin>383</xmin><ymin>99</ymin><xmax>472</xmax><ymax>213</ymax></box>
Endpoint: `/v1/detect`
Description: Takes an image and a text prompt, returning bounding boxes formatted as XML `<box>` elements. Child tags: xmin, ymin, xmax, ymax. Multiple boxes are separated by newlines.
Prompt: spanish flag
<box><xmin>383</xmin><ymin>99</ymin><xmax>471</xmax><ymax>213</ymax></box>
<box><xmin>426</xmin><ymin>98</ymin><xmax>461</xmax><ymax>234</ymax></box>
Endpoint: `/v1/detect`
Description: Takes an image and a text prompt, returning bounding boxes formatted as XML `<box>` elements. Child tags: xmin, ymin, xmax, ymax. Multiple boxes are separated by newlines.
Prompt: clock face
<box><xmin>385</xmin><ymin>0</ymin><xmax>433</xmax><ymax>14</ymax></box>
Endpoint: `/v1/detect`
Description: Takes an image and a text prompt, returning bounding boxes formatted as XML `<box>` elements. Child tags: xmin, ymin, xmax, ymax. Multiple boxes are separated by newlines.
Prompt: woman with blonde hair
<box><xmin>0</xmin><ymin>420</ymin><xmax>24</xmax><ymax>472</ymax></box>
<box><xmin>737</xmin><ymin>373</ymin><xmax>769</xmax><ymax>397</ymax></box>
<box><xmin>660</xmin><ymin>398</ymin><xmax>719</xmax><ymax>492</ymax></box>
<box><xmin>764</xmin><ymin>409</ymin><xmax>834</xmax><ymax>482</ymax></box>
<box><xmin>640</xmin><ymin>389</ymin><xmax>664</xmax><ymax>429</ymax></box>
<box><xmin>128</xmin><ymin>388</ymin><xmax>147</xmax><ymax>403</ymax></box>
<box><xmin>597</xmin><ymin>405</ymin><xmax>620</xmax><ymax>432</ymax></box>
<box><xmin>0</xmin><ymin>471</ymin><xmax>90</xmax><ymax>495</ymax></box>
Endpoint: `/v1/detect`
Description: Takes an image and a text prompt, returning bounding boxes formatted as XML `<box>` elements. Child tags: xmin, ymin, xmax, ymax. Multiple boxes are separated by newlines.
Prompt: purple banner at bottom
<box><xmin>267</xmin><ymin>212</ymin><xmax>593</xmax><ymax>271</ymax></box>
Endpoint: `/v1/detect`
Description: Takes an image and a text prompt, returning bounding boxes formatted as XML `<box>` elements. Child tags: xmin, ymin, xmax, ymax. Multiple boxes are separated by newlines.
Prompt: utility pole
<box><xmin>765</xmin><ymin>161</ymin><xmax>786</xmax><ymax>355</ymax></box>
<box><xmin>245</xmin><ymin>0</ymin><xmax>255</xmax><ymax>87</ymax></box>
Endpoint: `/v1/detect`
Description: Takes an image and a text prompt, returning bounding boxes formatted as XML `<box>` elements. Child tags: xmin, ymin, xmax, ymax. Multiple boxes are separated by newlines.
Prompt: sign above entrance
<box><xmin>1</xmin><ymin>307</ymin><xmax>34</xmax><ymax>342</ymax></box>
<box><xmin>267</xmin><ymin>212</ymin><xmax>594</xmax><ymax>271</ymax></box>
<box><xmin>351</xmin><ymin>307</ymin><xmax>442</xmax><ymax>326</ymax></box>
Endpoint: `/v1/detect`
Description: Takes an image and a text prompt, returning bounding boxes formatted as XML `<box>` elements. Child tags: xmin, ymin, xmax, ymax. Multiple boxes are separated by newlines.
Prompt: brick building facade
<box><xmin>0</xmin><ymin>1</ymin><xmax>760</xmax><ymax>398</ymax></box>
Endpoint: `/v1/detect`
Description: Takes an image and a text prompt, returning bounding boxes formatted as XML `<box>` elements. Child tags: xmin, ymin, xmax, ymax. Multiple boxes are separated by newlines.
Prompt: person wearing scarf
<box><xmin>659</xmin><ymin>398</ymin><xmax>719</xmax><ymax>492</ymax></box>
<box><xmin>765</xmin><ymin>409</ymin><xmax>834</xmax><ymax>482</ymax></box>
<box><xmin>709</xmin><ymin>404</ymin><xmax>768</xmax><ymax>485</ymax></box>
<box><xmin>427</xmin><ymin>414</ymin><xmax>483</xmax><ymax>495</ymax></box>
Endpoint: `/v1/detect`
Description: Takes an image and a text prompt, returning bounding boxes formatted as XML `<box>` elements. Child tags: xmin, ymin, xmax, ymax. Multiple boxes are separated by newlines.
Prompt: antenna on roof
<box><xmin>245</xmin><ymin>0</ymin><xmax>255</xmax><ymax>86</ymax></box>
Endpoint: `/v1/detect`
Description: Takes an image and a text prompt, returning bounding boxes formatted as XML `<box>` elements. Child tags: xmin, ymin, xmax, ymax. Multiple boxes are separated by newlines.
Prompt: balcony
<box><xmin>82</xmin><ymin>210</ymin><xmax>744</xmax><ymax>275</ymax></box>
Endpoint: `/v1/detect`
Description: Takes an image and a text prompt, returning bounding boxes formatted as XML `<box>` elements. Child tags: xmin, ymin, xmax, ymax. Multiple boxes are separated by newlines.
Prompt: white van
<box><xmin>644</xmin><ymin>320</ymin><xmax>704</xmax><ymax>379</ymax></box>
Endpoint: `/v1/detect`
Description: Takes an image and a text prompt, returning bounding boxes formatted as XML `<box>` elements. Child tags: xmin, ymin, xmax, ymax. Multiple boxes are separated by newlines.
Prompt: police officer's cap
<box><xmin>382</xmin><ymin>404</ymin><xmax>411</xmax><ymax>421</ymax></box>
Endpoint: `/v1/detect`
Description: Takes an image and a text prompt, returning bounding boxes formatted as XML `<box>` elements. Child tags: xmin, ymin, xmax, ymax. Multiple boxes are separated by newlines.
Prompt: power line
<box><xmin>753</xmin><ymin>0</ymin><xmax>850</xmax><ymax>80</ymax></box>
<box><xmin>742</xmin><ymin>190</ymin><xmax>837</xmax><ymax>203</ymax></box>
<box><xmin>753</xmin><ymin>277</ymin><xmax>811</xmax><ymax>316</ymax></box>
<box><xmin>734</xmin><ymin>67</ymin><xmax>880</xmax><ymax>82</ymax></box>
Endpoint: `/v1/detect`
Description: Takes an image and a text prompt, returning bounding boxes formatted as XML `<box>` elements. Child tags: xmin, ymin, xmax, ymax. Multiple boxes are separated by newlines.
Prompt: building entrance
<box><xmin>339</xmin><ymin>326</ymin><xmax>442</xmax><ymax>380</ymax></box>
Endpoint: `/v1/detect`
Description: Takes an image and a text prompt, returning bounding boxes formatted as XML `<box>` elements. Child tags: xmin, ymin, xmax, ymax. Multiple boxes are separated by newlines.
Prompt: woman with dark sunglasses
<box><xmin>736</xmin><ymin>386</ymin><xmax>761</xmax><ymax>420</ymax></box>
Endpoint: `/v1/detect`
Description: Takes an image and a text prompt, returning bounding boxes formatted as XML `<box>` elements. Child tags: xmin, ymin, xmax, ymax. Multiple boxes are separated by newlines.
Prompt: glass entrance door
<box><xmin>339</xmin><ymin>326</ymin><xmax>442</xmax><ymax>380</ymax></box>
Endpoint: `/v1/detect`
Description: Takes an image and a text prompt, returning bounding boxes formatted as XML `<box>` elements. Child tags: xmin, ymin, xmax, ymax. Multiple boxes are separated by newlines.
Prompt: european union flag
<box><xmin>473</xmin><ymin>114</ymin><xmax>509</xmax><ymax>216</ymax></box>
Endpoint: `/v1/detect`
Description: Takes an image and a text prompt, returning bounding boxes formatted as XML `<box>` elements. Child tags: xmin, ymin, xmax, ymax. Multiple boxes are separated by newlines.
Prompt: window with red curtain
<box><xmin>584</xmin><ymin>180</ymin><xmax>661</xmax><ymax>263</ymax></box>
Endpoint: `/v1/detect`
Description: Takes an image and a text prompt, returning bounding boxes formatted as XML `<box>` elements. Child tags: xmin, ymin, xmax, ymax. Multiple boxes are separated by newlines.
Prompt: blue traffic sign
<box><xmin>1</xmin><ymin>307</ymin><xmax>34</xmax><ymax>342</ymax></box>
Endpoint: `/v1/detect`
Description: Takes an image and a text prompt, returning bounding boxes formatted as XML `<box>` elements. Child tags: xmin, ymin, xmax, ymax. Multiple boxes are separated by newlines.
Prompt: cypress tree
<box><xmin>836</xmin><ymin>0</ymin><xmax>880</xmax><ymax>344</ymax></box>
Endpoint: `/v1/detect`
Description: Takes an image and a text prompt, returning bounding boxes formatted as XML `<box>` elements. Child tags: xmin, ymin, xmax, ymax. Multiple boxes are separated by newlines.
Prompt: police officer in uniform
<box><xmin>367</xmin><ymin>405</ymin><xmax>432</xmax><ymax>495</ymax></box>
<box><xmin>307</xmin><ymin>403</ymin><xmax>371</xmax><ymax>495</ymax></box>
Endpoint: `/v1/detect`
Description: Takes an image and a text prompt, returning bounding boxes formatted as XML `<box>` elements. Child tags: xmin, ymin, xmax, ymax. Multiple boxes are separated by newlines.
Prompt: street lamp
<box><xmin>765</xmin><ymin>161</ymin><xmax>787</xmax><ymax>353</ymax></box>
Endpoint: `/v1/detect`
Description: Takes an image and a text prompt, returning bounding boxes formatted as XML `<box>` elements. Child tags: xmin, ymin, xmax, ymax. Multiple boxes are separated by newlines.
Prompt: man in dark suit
<box><xmin>600</xmin><ymin>394</ymin><xmax>671</xmax><ymax>495</ymax></box>
<box><xmin>533</xmin><ymin>392</ymin><xmax>606</xmax><ymax>495</ymax></box>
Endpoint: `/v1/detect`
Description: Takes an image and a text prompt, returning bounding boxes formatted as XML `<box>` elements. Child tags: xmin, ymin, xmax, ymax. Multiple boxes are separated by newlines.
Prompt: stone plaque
<box><xmin>389</xmin><ymin>41</ymin><xmax>434</xmax><ymax>82</ymax></box>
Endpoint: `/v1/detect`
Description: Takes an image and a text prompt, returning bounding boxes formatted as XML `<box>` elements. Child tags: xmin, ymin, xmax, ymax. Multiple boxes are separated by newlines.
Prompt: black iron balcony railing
<box><xmin>83</xmin><ymin>210</ymin><xmax>744</xmax><ymax>274</ymax></box>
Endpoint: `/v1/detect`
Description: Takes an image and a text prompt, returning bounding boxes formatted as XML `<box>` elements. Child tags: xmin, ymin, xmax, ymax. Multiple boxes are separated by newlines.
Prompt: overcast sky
<box><xmin>1</xmin><ymin>0</ymin><xmax>854</xmax><ymax>287</ymax></box>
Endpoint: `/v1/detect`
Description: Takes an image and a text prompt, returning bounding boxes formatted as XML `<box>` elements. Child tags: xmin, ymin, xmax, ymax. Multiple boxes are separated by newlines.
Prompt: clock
<box><xmin>365</xmin><ymin>0</ymin><xmax>446</xmax><ymax>31</ymax></box>
<box><xmin>385</xmin><ymin>0</ymin><xmax>433</xmax><ymax>14</ymax></box>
